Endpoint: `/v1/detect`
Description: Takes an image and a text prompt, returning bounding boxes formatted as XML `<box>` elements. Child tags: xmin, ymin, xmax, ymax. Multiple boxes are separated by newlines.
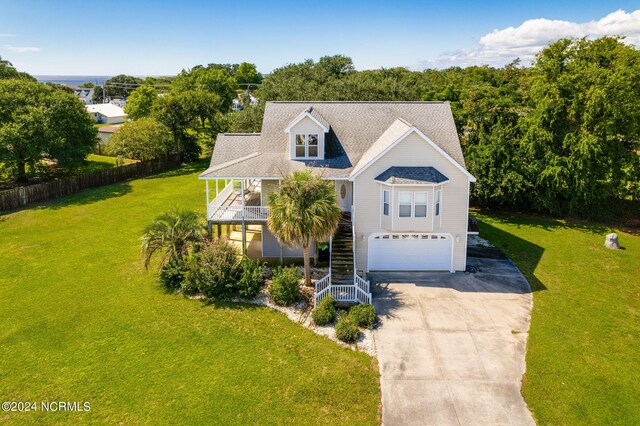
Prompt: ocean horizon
<box><xmin>35</xmin><ymin>75</ymin><xmax>112</xmax><ymax>87</ymax></box>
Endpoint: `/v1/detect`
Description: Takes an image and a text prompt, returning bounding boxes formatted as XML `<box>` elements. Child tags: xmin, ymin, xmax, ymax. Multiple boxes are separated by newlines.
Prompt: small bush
<box><xmin>349</xmin><ymin>303</ymin><xmax>376</xmax><ymax>328</ymax></box>
<box><xmin>236</xmin><ymin>257</ymin><xmax>265</xmax><ymax>299</ymax></box>
<box><xmin>335</xmin><ymin>315</ymin><xmax>360</xmax><ymax>343</ymax></box>
<box><xmin>269</xmin><ymin>266</ymin><xmax>301</xmax><ymax>306</ymax></box>
<box><xmin>184</xmin><ymin>239</ymin><xmax>239</xmax><ymax>299</ymax></box>
<box><xmin>158</xmin><ymin>259</ymin><xmax>187</xmax><ymax>292</ymax></box>
<box><xmin>312</xmin><ymin>296</ymin><xmax>336</xmax><ymax>326</ymax></box>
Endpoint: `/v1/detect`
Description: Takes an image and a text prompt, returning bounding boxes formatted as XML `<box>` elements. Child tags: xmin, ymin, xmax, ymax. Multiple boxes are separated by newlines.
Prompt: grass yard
<box><xmin>79</xmin><ymin>154</ymin><xmax>136</xmax><ymax>174</ymax></box>
<box><xmin>0</xmin><ymin>161</ymin><xmax>380</xmax><ymax>425</ymax></box>
<box><xmin>476</xmin><ymin>210</ymin><xmax>640</xmax><ymax>425</ymax></box>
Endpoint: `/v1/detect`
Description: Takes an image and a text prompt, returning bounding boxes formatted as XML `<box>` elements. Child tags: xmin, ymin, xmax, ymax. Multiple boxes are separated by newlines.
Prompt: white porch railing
<box><xmin>355</xmin><ymin>273</ymin><xmax>371</xmax><ymax>304</ymax></box>
<box><xmin>207</xmin><ymin>179</ymin><xmax>269</xmax><ymax>222</ymax></box>
<box><xmin>207</xmin><ymin>205</ymin><xmax>270</xmax><ymax>222</ymax></box>
<box><xmin>314</xmin><ymin>273</ymin><xmax>372</xmax><ymax>306</ymax></box>
<box><xmin>314</xmin><ymin>274</ymin><xmax>332</xmax><ymax>305</ymax></box>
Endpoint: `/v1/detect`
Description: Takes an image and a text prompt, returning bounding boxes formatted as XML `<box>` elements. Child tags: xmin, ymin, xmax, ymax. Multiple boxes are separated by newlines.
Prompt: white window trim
<box><xmin>414</xmin><ymin>191</ymin><xmax>428</xmax><ymax>218</ymax></box>
<box><xmin>383</xmin><ymin>189</ymin><xmax>390</xmax><ymax>217</ymax></box>
<box><xmin>398</xmin><ymin>191</ymin><xmax>429</xmax><ymax>218</ymax></box>
<box><xmin>294</xmin><ymin>133</ymin><xmax>320</xmax><ymax>159</ymax></box>
<box><xmin>398</xmin><ymin>191</ymin><xmax>412</xmax><ymax>218</ymax></box>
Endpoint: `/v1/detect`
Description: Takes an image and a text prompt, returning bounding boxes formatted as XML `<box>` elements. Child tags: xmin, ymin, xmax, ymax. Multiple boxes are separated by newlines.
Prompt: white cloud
<box><xmin>418</xmin><ymin>9</ymin><xmax>640</xmax><ymax>69</ymax></box>
<box><xmin>3</xmin><ymin>45</ymin><xmax>41</xmax><ymax>53</ymax></box>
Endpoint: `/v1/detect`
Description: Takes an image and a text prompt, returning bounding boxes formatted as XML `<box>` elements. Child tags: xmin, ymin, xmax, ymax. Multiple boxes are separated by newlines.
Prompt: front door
<box><xmin>335</xmin><ymin>181</ymin><xmax>352</xmax><ymax>212</ymax></box>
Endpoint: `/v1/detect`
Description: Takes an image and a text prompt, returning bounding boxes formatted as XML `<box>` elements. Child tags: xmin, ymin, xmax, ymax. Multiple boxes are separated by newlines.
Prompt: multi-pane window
<box><xmin>294</xmin><ymin>134</ymin><xmax>319</xmax><ymax>158</ymax></box>
<box><xmin>383</xmin><ymin>190</ymin><xmax>390</xmax><ymax>216</ymax></box>
<box><xmin>399</xmin><ymin>192</ymin><xmax>412</xmax><ymax>217</ymax></box>
<box><xmin>295</xmin><ymin>134</ymin><xmax>305</xmax><ymax>157</ymax></box>
<box><xmin>398</xmin><ymin>191</ymin><xmax>428</xmax><ymax>218</ymax></box>
<box><xmin>308</xmin><ymin>134</ymin><xmax>318</xmax><ymax>157</ymax></box>
<box><xmin>435</xmin><ymin>190</ymin><xmax>441</xmax><ymax>216</ymax></box>
<box><xmin>414</xmin><ymin>192</ymin><xmax>427</xmax><ymax>217</ymax></box>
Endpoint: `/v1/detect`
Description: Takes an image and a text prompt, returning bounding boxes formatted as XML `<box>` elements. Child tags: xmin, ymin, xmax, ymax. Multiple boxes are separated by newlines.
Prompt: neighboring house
<box><xmin>199</xmin><ymin>101</ymin><xmax>476</xmax><ymax>304</ymax></box>
<box><xmin>69</xmin><ymin>86</ymin><xmax>94</xmax><ymax>104</ymax></box>
<box><xmin>232</xmin><ymin>94</ymin><xmax>259</xmax><ymax>111</ymax></box>
<box><xmin>86</xmin><ymin>103</ymin><xmax>127</xmax><ymax>124</ymax></box>
<box><xmin>97</xmin><ymin>124</ymin><xmax>122</xmax><ymax>151</ymax></box>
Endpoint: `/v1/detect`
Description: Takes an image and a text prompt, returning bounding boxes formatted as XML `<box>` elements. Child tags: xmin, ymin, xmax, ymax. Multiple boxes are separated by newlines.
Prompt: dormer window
<box><xmin>295</xmin><ymin>133</ymin><xmax>319</xmax><ymax>158</ymax></box>
<box><xmin>285</xmin><ymin>107</ymin><xmax>329</xmax><ymax>160</ymax></box>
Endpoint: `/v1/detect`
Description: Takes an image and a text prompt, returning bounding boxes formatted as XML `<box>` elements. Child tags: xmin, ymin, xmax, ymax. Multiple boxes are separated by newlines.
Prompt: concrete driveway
<box><xmin>371</xmin><ymin>255</ymin><xmax>535</xmax><ymax>426</ymax></box>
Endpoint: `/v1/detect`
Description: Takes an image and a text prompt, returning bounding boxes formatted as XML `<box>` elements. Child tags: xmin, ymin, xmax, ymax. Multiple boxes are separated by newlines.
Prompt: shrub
<box><xmin>349</xmin><ymin>304</ymin><xmax>376</xmax><ymax>328</ymax></box>
<box><xmin>158</xmin><ymin>259</ymin><xmax>186</xmax><ymax>292</ymax></box>
<box><xmin>236</xmin><ymin>257</ymin><xmax>265</xmax><ymax>299</ymax></box>
<box><xmin>107</xmin><ymin>118</ymin><xmax>174</xmax><ymax>161</ymax></box>
<box><xmin>269</xmin><ymin>266</ymin><xmax>301</xmax><ymax>306</ymax></box>
<box><xmin>312</xmin><ymin>296</ymin><xmax>336</xmax><ymax>326</ymax></box>
<box><xmin>335</xmin><ymin>315</ymin><xmax>360</xmax><ymax>343</ymax></box>
<box><xmin>184</xmin><ymin>239</ymin><xmax>239</xmax><ymax>299</ymax></box>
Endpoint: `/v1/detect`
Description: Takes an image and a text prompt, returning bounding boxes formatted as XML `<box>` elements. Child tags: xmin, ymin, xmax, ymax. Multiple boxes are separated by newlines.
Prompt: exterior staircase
<box><xmin>331</xmin><ymin>213</ymin><xmax>355</xmax><ymax>285</ymax></box>
<box><xmin>313</xmin><ymin>211</ymin><xmax>372</xmax><ymax>306</ymax></box>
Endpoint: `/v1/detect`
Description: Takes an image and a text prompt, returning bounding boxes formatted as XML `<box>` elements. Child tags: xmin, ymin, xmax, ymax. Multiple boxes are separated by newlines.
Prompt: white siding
<box><xmin>353</xmin><ymin>131</ymin><xmax>470</xmax><ymax>272</ymax></box>
<box><xmin>288</xmin><ymin>116</ymin><xmax>325</xmax><ymax>160</ymax></box>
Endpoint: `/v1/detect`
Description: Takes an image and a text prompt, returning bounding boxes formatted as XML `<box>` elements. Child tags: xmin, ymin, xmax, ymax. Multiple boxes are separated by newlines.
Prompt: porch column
<box><xmin>241</xmin><ymin>179</ymin><xmax>246</xmax><ymax>256</ymax></box>
<box><xmin>205</xmin><ymin>180</ymin><xmax>210</xmax><ymax>221</ymax></box>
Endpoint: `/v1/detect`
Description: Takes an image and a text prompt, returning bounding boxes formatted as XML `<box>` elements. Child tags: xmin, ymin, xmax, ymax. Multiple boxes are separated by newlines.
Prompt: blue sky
<box><xmin>1</xmin><ymin>0</ymin><xmax>640</xmax><ymax>75</ymax></box>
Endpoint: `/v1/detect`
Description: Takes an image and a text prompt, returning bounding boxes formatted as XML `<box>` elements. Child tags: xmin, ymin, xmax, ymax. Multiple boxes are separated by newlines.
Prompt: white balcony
<box><xmin>206</xmin><ymin>179</ymin><xmax>270</xmax><ymax>223</ymax></box>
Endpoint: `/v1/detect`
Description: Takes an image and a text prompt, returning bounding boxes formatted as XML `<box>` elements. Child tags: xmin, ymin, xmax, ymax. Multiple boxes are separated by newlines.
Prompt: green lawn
<box><xmin>476</xmin><ymin>210</ymin><xmax>640</xmax><ymax>425</ymax></box>
<box><xmin>76</xmin><ymin>154</ymin><xmax>136</xmax><ymax>174</ymax></box>
<box><xmin>0</xmin><ymin>162</ymin><xmax>380</xmax><ymax>425</ymax></box>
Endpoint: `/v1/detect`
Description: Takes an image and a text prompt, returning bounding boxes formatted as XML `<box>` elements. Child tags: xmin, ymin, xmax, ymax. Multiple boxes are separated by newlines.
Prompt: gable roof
<box><xmin>375</xmin><ymin>166</ymin><xmax>449</xmax><ymax>185</ymax></box>
<box><xmin>284</xmin><ymin>106</ymin><xmax>330</xmax><ymax>133</ymax></box>
<box><xmin>200</xmin><ymin>102</ymin><xmax>467</xmax><ymax>179</ymax></box>
<box><xmin>350</xmin><ymin>118</ymin><xmax>413</xmax><ymax>177</ymax></box>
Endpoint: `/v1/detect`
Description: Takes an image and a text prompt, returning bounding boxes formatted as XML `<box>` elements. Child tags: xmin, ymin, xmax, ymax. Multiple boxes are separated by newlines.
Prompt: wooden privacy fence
<box><xmin>0</xmin><ymin>155</ymin><xmax>181</xmax><ymax>212</ymax></box>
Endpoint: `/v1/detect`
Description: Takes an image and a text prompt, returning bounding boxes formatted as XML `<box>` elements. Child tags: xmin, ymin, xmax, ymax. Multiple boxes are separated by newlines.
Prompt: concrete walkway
<box><xmin>371</xmin><ymin>256</ymin><xmax>535</xmax><ymax>426</ymax></box>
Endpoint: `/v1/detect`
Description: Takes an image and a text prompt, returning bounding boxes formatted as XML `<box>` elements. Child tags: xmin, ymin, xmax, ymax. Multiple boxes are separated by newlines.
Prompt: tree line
<box><xmin>2</xmin><ymin>37</ymin><xmax>638</xmax><ymax>220</ymax></box>
<box><xmin>230</xmin><ymin>38</ymin><xmax>640</xmax><ymax>219</ymax></box>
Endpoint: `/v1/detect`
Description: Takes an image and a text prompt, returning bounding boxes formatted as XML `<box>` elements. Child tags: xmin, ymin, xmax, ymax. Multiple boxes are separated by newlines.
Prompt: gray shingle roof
<box><xmin>374</xmin><ymin>166</ymin><xmax>449</xmax><ymax>185</ymax></box>
<box><xmin>200</xmin><ymin>101</ymin><xmax>465</xmax><ymax>179</ymax></box>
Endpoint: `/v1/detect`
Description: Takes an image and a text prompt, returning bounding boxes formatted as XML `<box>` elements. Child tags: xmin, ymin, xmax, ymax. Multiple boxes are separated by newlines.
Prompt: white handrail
<box><xmin>208</xmin><ymin>206</ymin><xmax>270</xmax><ymax>222</ymax></box>
<box><xmin>314</xmin><ymin>274</ymin><xmax>332</xmax><ymax>306</ymax></box>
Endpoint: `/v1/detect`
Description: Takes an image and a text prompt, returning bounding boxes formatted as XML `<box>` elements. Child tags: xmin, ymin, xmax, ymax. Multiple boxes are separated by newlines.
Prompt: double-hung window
<box><xmin>399</xmin><ymin>192</ymin><xmax>412</xmax><ymax>217</ymax></box>
<box><xmin>383</xmin><ymin>190</ymin><xmax>390</xmax><ymax>216</ymax></box>
<box><xmin>294</xmin><ymin>134</ymin><xmax>319</xmax><ymax>158</ymax></box>
<box><xmin>435</xmin><ymin>190</ymin><xmax>441</xmax><ymax>216</ymax></box>
<box><xmin>398</xmin><ymin>191</ymin><xmax>428</xmax><ymax>218</ymax></box>
<box><xmin>414</xmin><ymin>192</ymin><xmax>427</xmax><ymax>217</ymax></box>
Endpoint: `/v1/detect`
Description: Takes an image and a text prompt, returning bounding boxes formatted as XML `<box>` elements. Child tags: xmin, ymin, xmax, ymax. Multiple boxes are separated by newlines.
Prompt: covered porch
<box><xmin>205</xmin><ymin>178</ymin><xmax>270</xmax><ymax>224</ymax></box>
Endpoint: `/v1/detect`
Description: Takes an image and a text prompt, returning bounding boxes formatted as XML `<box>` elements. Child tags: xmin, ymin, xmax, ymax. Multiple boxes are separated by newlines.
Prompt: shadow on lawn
<box><xmin>476</xmin><ymin>209</ymin><xmax>611</xmax><ymax>235</ymax></box>
<box><xmin>0</xmin><ymin>181</ymin><xmax>133</xmax><ymax>216</ymax></box>
<box><xmin>144</xmin><ymin>158</ymin><xmax>209</xmax><ymax>180</ymax></box>
<box><xmin>477</xmin><ymin>219</ymin><xmax>547</xmax><ymax>292</ymax></box>
<box><xmin>37</xmin><ymin>182</ymin><xmax>133</xmax><ymax>211</ymax></box>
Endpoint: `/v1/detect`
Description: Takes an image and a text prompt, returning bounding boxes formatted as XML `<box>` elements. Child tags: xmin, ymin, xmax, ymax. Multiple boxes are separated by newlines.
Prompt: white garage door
<box><xmin>368</xmin><ymin>233</ymin><xmax>452</xmax><ymax>271</ymax></box>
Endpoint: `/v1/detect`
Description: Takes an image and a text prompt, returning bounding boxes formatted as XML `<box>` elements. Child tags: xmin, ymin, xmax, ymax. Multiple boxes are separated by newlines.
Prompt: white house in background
<box><xmin>86</xmin><ymin>103</ymin><xmax>127</xmax><ymax>124</ymax></box>
<box><xmin>199</xmin><ymin>101</ymin><xmax>476</xmax><ymax>305</ymax></box>
<box><xmin>67</xmin><ymin>86</ymin><xmax>94</xmax><ymax>104</ymax></box>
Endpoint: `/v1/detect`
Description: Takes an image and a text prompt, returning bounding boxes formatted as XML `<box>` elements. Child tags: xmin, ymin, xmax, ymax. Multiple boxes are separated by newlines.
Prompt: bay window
<box><xmin>414</xmin><ymin>192</ymin><xmax>427</xmax><ymax>217</ymax></box>
<box><xmin>399</xmin><ymin>192</ymin><xmax>412</xmax><ymax>217</ymax></box>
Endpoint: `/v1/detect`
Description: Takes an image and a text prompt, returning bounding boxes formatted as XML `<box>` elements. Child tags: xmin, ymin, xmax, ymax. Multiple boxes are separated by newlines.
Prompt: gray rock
<box><xmin>605</xmin><ymin>233</ymin><xmax>620</xmax><ymax>250</ymax></box>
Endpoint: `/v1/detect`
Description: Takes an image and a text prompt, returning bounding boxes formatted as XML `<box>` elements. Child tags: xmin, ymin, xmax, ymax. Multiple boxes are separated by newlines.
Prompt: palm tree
<box><xmin>141</xmin><ymin>209</ymin><xmax>205</xmax><ymax>270</ymax></box>
<box><xmin>268</xmin><ymin>170</ymin><xmax>342</xmax><ymax>286</ymax></box>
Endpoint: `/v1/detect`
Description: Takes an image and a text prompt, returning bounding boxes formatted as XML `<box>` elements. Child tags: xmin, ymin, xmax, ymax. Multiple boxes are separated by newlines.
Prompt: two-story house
<box><xmin>199</xmin><ymin>101</ymin><xmax>476</xmax><ymax>304</ymax></box>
